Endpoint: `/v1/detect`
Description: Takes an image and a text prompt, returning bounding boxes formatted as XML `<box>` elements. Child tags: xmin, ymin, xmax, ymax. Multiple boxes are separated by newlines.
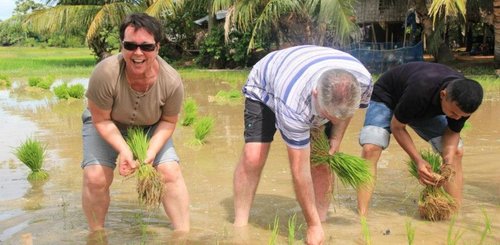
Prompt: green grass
<box><xmin>213</xmin><ymin>89</ymin><xmax>243</xmax><ymax>104</ymax></box>
<box><xmin>0</xmin><ymin>47</ymin><xmax>95</xmax><ymax>79</ymax></box>
<box><xmin>193</xmin><ymin>116</ymin><xmax>215</xmax><ymax>145</ymax></box>
<box><xmin>179</xmin><ymin>68</ymin><xmax>249</xmax><ymax>87</ymax></box>
<box><xmin>406</xmin><ymin>220</ymin><xmax>416</xmax><ymax>245</ymax></box>
<box><xmin>181</xmin><ymin>97</ymin><xmax>198</xmax><ymax>126</ymax></box>
<box><xmin>14</xmin><ymin>137</ymin><xmax>49</xmax><ymax>182</ymax></box>
<box><xmin>0</xmin><ymin>74</ymin><xmax>11</xmax><ymax>87</ymax></box>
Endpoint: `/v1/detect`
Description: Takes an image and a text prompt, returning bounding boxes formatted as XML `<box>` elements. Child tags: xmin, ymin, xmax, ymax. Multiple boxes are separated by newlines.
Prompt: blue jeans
<box><xmin>359</xmin><ymin>101</ymin><xmax>461</xmax><ymax>152</ymax></box>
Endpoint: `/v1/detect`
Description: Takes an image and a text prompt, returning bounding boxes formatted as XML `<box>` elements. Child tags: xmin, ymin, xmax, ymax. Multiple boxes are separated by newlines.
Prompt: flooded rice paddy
<box><xmin>0</xmin><ymin>76</ymin><xmax>499</xmax><ymax>244</ymax></box>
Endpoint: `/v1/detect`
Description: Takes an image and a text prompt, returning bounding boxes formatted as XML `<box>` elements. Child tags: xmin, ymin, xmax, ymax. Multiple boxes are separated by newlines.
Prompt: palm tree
<box><xmin>415</xmin><ymin>0</ymin><xmax>466</xmax><ymax>63</ymax></box>
<box><xmin>212</xmin><ymin>0</ymin><xmax>359</xmax><ymax>53</ymax></box>
<box><xmin>25</xmin><ymin>0</ymin><xmax>181</xmax><ymax>61</ymax></box>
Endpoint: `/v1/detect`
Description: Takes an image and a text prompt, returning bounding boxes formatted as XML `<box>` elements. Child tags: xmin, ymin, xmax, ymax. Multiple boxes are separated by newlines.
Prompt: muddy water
<box><xmin>0</xmin><ymin>77</ymin><xmax>498</xmax><ymax>245</ymax></box>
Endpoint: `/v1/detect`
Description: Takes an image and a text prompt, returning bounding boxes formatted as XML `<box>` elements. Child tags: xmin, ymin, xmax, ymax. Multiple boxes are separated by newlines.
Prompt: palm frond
<box><xmin>145</xmin><ymin>0</ymin><xmax>181</xmax><ymax>18</ymax></box>
<box><xmin>247</xmin><ymin>0</ymin><xmax>300</xmax><ymax>52</ymax></box>
<box><xmin>86</xmin><ymin>2</ymin><xmax>142</xmax><ymax>42</ymax></box>
<box><xmin>429</xmin><ymin>0</ymin><xmax>466</xmax><ymax>27</ymax></box>
<box><xmin>317</xmin><ymin>0</ymin><xmax>358</xmax><ymax>46</ymax></box>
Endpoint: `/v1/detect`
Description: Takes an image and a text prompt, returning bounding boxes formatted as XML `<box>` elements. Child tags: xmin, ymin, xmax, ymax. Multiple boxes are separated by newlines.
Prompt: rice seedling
<box><xmin>14</xmin><ymin>137</ymin><xmax>49</xmax><ymax>182</ymax></box>
<box><xmin>360</xmin><ymin>216</ymin><xmax>371</xmax><ymax>245</ymax></box>
<box><xmin>268</xmin><ymin>215</ymin><xmax>280</xmax><ymax>245</ymax></box>
<box><xmin>67</xmin><ymin>83</ymin><xmax>85</xmax><ymax>99</ymax></box>
<box><xmin>0</xmin><ymin>74</ymin><xmax>11</xmax><ymax>87</ymax></box>
<box><xmin>181</xmin><ymin>97</ymin><xmax>197</xmax><ymax>126</ymax></box>
<box><xmin>446</xmin><ymin>216</ymin><xmax>464</xmax><ymax>245</ymax></box>
<box><xmin>53</xmin><ymin>83</ymin><xmax>70</xmax><ymax>99</ymax></box>
<box><xmin>126</xmin><ymin>127</ymin><xmax>163</xmax><ymax>209</ymax></box>
<box><xmin>28</xmin><ymin>77</ymin><xmax>43</xmax><ymax>87</ymax></box>
<box><xmin>213</xmin><ymin>89</ymin><xmax>242</xmax><ymax>104</ymax></box>
<box><xmin>287</xmin><ymin>213</ymin><xmax>302</xmax><ymax>245</ymax></box>
<box><xmin>310</xmin><ymin>128</ymin><xmax>372</xmax><ymax>189</ymax></box>
<box><xmin>37</xmin><ymin>75</ymin><xmax>55</xmax><ymax>89</ymax></box>
<box><xmin>407</xmin><ymin>150</ymin><xmax>457</xmax><ymax>221</ymax></box>
<box><xmin>193</xmin><ymin>116</ymin><xmax>215</xmax><ymax>145</ymax></box>
<box><xmin>478</xmin><ymin>209</ymin><xmax>491</xmax><ymax>245</ymax></box>
<box><xmin>405</xmin><ymin>220</ymin><xmax>416</xmax><ymax>245</ymax></box>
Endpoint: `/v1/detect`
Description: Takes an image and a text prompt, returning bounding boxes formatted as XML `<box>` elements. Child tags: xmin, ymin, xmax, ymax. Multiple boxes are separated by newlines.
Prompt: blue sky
<box><xmin>0</xmin><ymin>1</ymin><xmax>16</xmax><ymax>20</ymax></box>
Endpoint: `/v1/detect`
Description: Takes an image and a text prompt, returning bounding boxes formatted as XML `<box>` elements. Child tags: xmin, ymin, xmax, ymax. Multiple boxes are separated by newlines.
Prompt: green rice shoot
<box><xmin>213</xmin><ymin>89</ymin><xmax>242</xmax><ymax>104</ymax></box>
<box><xmin>287</xmin><ymin>213</ymin><xmax>302</xmax><ymax>245</ymax></box>
<box><xmin>126</xmin><ymin>127</ymin><xmax>163</xmax><ymax>209</ymax></box>
<box><xmin>310</xmin><ymin>129</ymin><xmax>372</xmax><ymax>189</ymax></box>
<box><xmin>405</xmin><ymin>220</ymin><xmax>416</xmax><ymax>245</ymax></box>
<box><xmin>14</xmin><ymin>137</ymin><xmax>49</xmax><ymax>182</ymax></box>
<box><xmin>407</xmin><ymin>150</ymin><xmax>457</xmax><ymax>221</ymax></box>
<box><xmin>0</xmin><ymin>74</ymin><xmax>11</xmax><ymax>87</ymax></box>
<box><xmin>193</xmin><ymin>116</ymin><xmax>215</xmax><ymax>144</ymax></box>
<box><xmin>268</xmin><ymin>214</ymin><xmax>280</xmax><ymax>245</ymax></box>
<box><xmin>360</xmin><ymin>216</ymin><xmax>371</xmax><ymax>245</ymax></box>
<box><xmin>479</xmin><ymin>209</ymin><xmax>491</xmax><ymax>245</ymax></box>
<box><xmin>181</xmin><ymin>97</ymin><xmax>198</xmax><ymax>126</ymax></box>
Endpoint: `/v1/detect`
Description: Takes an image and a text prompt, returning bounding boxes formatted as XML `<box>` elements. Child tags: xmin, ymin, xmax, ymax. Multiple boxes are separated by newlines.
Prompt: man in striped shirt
<box><xmin>233</xmin><ymin>45</ymin><xmax>372</xmax><ymax>244</ymax></box>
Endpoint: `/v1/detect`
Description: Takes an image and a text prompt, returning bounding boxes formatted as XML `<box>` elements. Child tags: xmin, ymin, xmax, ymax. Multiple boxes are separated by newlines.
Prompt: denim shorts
<box><xmin>358</xmin><ymin>101</ymin><xmax>462</xmax><ymax>153</ymax></box>
<box><xmin>81</xmin><ymin>109</ymin><xmax>179</xmax><ymax>169</ymax></box>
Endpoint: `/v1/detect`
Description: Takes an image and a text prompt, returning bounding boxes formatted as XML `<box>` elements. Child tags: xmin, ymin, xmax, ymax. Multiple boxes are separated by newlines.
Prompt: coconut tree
<box><xmin>212</xmin><ymin>0</ymin><xmax>359</xmax><ymax>53</ymax></box>
<box><xmin>24</xmin><ymin>0</ymin><xmax>182</xmax><ymax>61</ymax></box>
<box><xmin>415</xmin><ymin>0</ymin><xmax>466</xmax><ymax>63</ymax></box>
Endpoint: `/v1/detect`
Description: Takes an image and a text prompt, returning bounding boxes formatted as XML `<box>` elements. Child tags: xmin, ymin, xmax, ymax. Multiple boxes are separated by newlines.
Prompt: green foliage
<box><xmin>479</xmin><ymin>209</ymin><xmax>491</xmax><ymax>245</ymax></box>
<box><xmin>126</xmin><ymin>126</ymin><xmax>163</xmax><ymax>209</ymax></box>
<box><xmin>193</xmin><ymin>116</ymin><xmax>215</xmax><ymax>144</ymax></box>
<box><xmin>196</xmin><ymin>27</ymin><xmax>227</xmax><ymax>68</ymax></box>
<box><xmin>268</xmin><ymin>215</ymin><xmax>280</xmax><ymax>245</ymax></box>
<box><xmin>213</xmin><ymin>89</ymin><xmax>242</xmax><ymax>104</ymax></box>
<box><xmin>53</xmin><ymin>83</ymin><xmax>70</xmax><ymax>99</ymax></box>
<box><xmin>0</xmin><ymin>74</ymin><xmax>11</xmax><ymax>87</ymax></box>
<box><xmin>405</xmin><ymin>220</ymin><xmax>416</xmax><ymax>245</ymax></box>
<box><xmin>14</xmin><ymin>137</ymin><xmax>49</xmax><ymax>182</ymax></box>
<box><xmin>0</xmin><ymin>47</ymin><xmax>95</xmax><ymax>79</ymax></box>
<box><xmin>407</xmin><ymin>150</ymin><xmax>442</xmax><ymax>179</ymax></box>
<box><xmin>37</xmin><ymin>75</ymin><xmax>55</xmax><ymax>89</ymax></box>
<box><xmin>67</xmin><ymin>83</ymin><xmax>85</xmax><ymax>99</ymax></box>
<box><xmin>360</xmin><ymin>216</ymin><xmax>371</xmax><ymax>245</ymax></box>
<box><xmin>447</xmin><ymin>216</ymin><xmax>464</xmax><ymax>245</ymax></box>
<box><xmin>287</xmin><ymin>213</ymin><xmax>302</xmax><ymax>245</ymax></box>
<box><xmin>181</xmin><ymin>97</ymin><xmax>198</xmax><ymax>126</ymax></box>
<box><xmin>28</xmin><ymin>76</ymin><xmax>43</xmax><ymax>87</ymax></box>
<box><xmin>126</xmin><ymin>127</ymin><xmax>149</xmax><ymax>163</ymax></box>
<box><xmin>310</xmin><ymin>130</ymin><xmax>372</xmax><ymax>189</ymax></box>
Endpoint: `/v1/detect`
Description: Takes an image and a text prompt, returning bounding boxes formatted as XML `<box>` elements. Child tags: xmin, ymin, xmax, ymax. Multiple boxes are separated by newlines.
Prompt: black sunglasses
<box><xmin>122</xmin><ymin>41</ymin><xmax>157</xmax><ymax>52</ymax></box>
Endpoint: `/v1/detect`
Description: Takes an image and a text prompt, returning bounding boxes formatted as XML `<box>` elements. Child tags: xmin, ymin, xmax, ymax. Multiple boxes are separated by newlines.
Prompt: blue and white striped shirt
<box><xmin>243</xmin><ymin>45</ymin><xmax>372</xmax><ymax>148</ymax></box>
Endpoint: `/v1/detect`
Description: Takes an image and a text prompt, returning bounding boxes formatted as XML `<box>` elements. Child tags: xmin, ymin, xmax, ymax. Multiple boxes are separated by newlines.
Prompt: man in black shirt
<box><xmin>357</xmin><ymin>62</ymin><xmax>483</xmax><ymax>216</ymax></box>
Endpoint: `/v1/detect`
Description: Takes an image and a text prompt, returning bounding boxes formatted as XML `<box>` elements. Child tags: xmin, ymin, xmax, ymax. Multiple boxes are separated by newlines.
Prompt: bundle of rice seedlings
<box><xmin>407</xmin><ymin>150</ymin><xmax>457</xmax><ymax>221</ymax></box>
<box><xmin>193</xmin><ymin>116</ymin><xmax>214</xmax><ymax>145</ymax></box>
<box><xmin>310</xmin><ymin>128</ymin><xmax>372</xmax><ymax>189</ymax></box>
<box><xmin>181</xmin><ymin>97</ymin><xmax>197</xmax><ymax>126</ymax></box>
<box><xmin>126</xmin><ymin>127</ymin><xmax>163</xmax><ymax>209</ymax></box>
<box><xmin>14</xmin><ymin>137</ymin><xmax>49</xmax><ymax>182</ymax></box>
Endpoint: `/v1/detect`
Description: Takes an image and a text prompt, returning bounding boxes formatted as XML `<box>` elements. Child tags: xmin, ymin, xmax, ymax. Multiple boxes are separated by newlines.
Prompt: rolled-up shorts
<box><xmin>81</xmin><ymin>109</ymin><xmax>179</xmax><ymax>169</ymax></box>
<box><xmin>358</xmin><ymin>101</ymin><xmax>462</xmax><ymax>153</ymax></box>
<box><xmin>244</xmin><ymin>98</ymin><xmax>333</xmax><ymax>143</ymax></box>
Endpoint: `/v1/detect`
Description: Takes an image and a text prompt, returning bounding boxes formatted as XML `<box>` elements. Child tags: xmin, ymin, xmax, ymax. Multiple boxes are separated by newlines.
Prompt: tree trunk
<box><xmin>494</xmin><ymin>0</ymin><xmax>500</xmax><ymax>69</ymax></box>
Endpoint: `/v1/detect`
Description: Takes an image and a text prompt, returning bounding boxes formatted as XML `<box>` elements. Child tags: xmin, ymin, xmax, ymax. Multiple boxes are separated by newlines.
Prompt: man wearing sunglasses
<box><xmin>81</xmin><ymin>13</ymin><xmax>190</xmax><ymax>233</ymax></box>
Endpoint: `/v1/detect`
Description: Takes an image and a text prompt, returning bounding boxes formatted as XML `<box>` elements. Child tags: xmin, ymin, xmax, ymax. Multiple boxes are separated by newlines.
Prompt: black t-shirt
<box><xmin>372</xmin><ymin>62</ymin><xmax>467</xmax><ymax>132</ymax></box>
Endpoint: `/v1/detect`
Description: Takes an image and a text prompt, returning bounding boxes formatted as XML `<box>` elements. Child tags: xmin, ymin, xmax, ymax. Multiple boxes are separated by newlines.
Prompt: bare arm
<box><xmin>390</xmin><ymin>116</ymin><xmax>436</xmax><ymax>185</ymax></box>
<box><xmin>287</xmin><ymin>146</ymin><xmax>324</xmax><ymax>244</ymax></box>
<box><xmin>88</xmin><ymin>100</ymin><xmax>136</xmax><ymax>175</ymax></box>
<box><xmin>145</xmin><ymin>114</ymin><xmax>178</xmax><ymax>164</ymax></box>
